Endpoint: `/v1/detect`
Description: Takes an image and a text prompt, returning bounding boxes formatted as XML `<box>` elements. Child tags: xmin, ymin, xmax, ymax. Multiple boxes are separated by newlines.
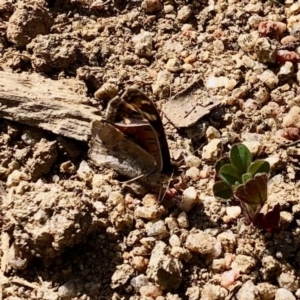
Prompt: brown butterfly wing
<box><xmin>121</xmin><ymin>88</ymin><xmax>171</xmax><ymax>172</ymax></box>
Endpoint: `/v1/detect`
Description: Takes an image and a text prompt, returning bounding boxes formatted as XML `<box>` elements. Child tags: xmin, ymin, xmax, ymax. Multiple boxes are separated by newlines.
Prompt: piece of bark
<box><xmin>0</xmin><ymin>71</ymin><xmax>102</xmax><ymax>142</ymax></box>
<box><xmin>162</xmin><ymin>76</ymin><xmax>221</xmax><ymax>128</ymax></box>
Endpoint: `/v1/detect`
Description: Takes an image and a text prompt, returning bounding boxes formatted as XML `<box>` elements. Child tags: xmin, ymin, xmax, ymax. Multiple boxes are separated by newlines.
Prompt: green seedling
<box><xmin>213</xmin><ymin>144</ymin><xmax>280</xmax><ymax>232</ymax></box>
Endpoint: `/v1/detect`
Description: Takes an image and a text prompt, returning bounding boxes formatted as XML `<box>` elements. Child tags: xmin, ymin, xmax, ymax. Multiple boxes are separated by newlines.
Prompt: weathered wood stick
<box><xmin>0</xmin><ymin>71</ymin><xmax>102</xmax><ymax>142</ymax></box>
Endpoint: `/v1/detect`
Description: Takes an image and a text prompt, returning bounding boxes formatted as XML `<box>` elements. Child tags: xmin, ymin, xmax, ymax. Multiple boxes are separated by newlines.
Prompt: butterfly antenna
<box><xmin>177</xmin><ymin>143</ymin><xmax>205</xmax><ymax>165</ymax></box>
<box><xmin>119</xmin><ymin>173</ymin><xmax>146</xmax><ymax>184</ymax></box>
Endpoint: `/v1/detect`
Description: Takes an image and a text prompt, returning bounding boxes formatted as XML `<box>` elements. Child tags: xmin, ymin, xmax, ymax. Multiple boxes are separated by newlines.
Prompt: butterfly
<box><xmin>89</xmin><ymin>88</ymin><xmax>171</xmax><ymax>179</ymax></box>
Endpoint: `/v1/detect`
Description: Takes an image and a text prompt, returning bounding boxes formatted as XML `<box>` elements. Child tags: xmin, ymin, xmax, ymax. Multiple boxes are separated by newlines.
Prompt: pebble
<box><xmin>280</xmin><ymin>211</ymin><xmax>293</xmax><ymax>229</ymax></box>
<box><xmin>257</xmin><ymin>283</ymin><xmax>277</xmax><ymax>300</ymax></box>
<box><xmin>131</xmin><ymin>256</ymin><xmax>148</xmax><ymax>272</ymax></box>
<box><xmin>169</xmin><ymin>234</ymin><xmax>181</xmax><ymax>247</ymax></box>
<box><xmin>152</xmin><ymin>70</ymin><xmax>173</xmax><ymax>97</ymax></box>
<box><xmin>179</xmin><ymin>187</ymin><xmax>198</xmax><ymax>212</ymax></box>
<box><xmin>202</xmin><ymin>138</ymin><xmax>222</xmax><ymax>161</ymax></box>
<box><xmin>185</xmin><ymin>167</ymin><xmax>200</xmax><ymax>180</ymax></box>
<box><xmin>165</xmin><ymin>217</ymin><xmax>178</xmax><ymax>231</ymax></box>
<box><xmin>231</xmin><ymin>255</ymin><xmax>256</xmax><ymax>274</ymax></box>
<box><xmin>185</xmin><ymin>231</ymin><xmax>215</xmax><ymax>255</ymax></box>
<box><xmin>177</xmin><ymin>6</ymin><xmax>192</xmax><ymax>22</ymax></box>
<box><xmin>6</xmin><ymin>170</ymin><xmax>29</xmax><ymax>187</ymax></box>
<box><xmin>94</xmin><ymin>82</ymin><xmax>118</xmax><ymax>100</ymax></box>
<box><xmin>255</xmin><ymin>37</ymin><xmax>277</xmax><ymax>64</ymax></box>
<box><xmin>177</xmin><ymin>211</ymin><xmax>189</xmax><ymax>228</ymax></box>
<box><xmin>170</xmin><ymin>246</ymin><xmax>192</xmax><ymax>262</ymax></box>
<box><xmin>278</xmin><ymin>61</ymin><xmax>294</xmax><ymax>81</ymax></box>
<box><xmin>140</xmin><ymin>285</ymin><xmax>163</xmax><ymax>298</ymax></box>
<box><xmin>111</xmin><ymin>264</ymin><xmax>135</xmax><ymax>289</ymax></box>
<box><xmin>277</xmin><ymin>272</ymin><xmax>298</xmax><ymax>291</ymax></box>
<box><xmin>206</xmin><ymin>126</ymin><xmax>221</xmax><ymax>141</ymax></box>
<box><xmin>201</xmin><ymin>283</ymin><xmax>228</xmax><ymax>300</ymax></box>
<box><xmin>236</xmin><ymin>280</ymin><xmax>259</xmax><ymax>300</ymax></box>
<box><xmin>275</xmin><ymin>288</ymin><xmax>296</xmax><ymax>300</ymax></box>
<box><xmin>145</xmin><ymin>220</ymin><xmax>169</xmax><ymax>239</ymax></box>
<box><xmin>58</xmin><ymin>281</ymin><xmax>77</xmax><ymax>298</ymax></box>
<box><xmin>132</xmin><ymin>31</ymin><xmax>153</xmax><ymax>58</ymax></box>
<box><xmin>130</xmin><ymin>274</ymin><xmax>149</xmax><ymax>291</ymax></box>
<box><xmin>141</xmin><ymin>0</ymin><xmax>162</xmax><ymax>13</ymax></box>
<box><xmin>135</xmin><ymin>205</ymin><xmax>162</xmax><ymax>220</ymax></box>
<box><xmin>226</xmin><ymin>206</ymin><xmax>242</xmax><ymax>219</ymax></box>
<box><xmin>220</xmin><ymin>270</ymin><xmax>240</xmax><ymax>289</ymax></box>
<box><xmin>283</xmin><ymin>106</ymin><xmax>300</xmax><ymax>128</ymax></box>
<box><xmin>217</xmin><ymin>231</ymin><xmax>236</xmax><ymax>252</ymax></box>
<box><xmin>185</xmin><ymin>155</ymin><xmax>201</xmax><ymax>168</ymax></box>
<box><xmin>259</xmin><ymin>70</ymin><xmax>278</xmax><ymax>89</ymax></box>
<box><xmin>77</xmin><ymin>160</ymin><xmax>93</xmax><ymax>183</ymax></box>
<box><xmin>242</xmin><ymin>141</ymin><xmax>261</xmax><ymax>156</ymax></box>
<box><xmin>165</xmin><ymin>57</ymin><xmax>182</xmax><ymax>73</ymax></box>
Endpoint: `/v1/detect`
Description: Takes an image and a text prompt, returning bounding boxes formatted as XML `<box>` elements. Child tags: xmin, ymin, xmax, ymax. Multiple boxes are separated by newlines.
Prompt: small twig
<box><xmin>278</xmin><ymin>139</ymin><xmax>300</xmax><ymax>149</ymax></box>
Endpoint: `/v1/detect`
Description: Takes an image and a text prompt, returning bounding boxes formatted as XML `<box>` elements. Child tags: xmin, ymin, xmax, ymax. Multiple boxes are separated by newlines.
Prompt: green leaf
<box><xmin>213</xmin><ymin>181</ymin><xmax>233</xmax><ymax>200</ymax></box>
<box><xmin>248</xmin><ymin>160</ymin><xmax>270</xmax><ymax>176</ymax></box>
<box><xmin>215</xmin><ymin>157</ymin><xmax>231</xmax><ymax>174</ymax></box>
<box><xmin>242</xmin><ymin>173</ymin><xmax>252</xmax><ymax>183</ymax></box>
<box><xmin>219</xmin><ymin>164</ymin><xmax>242</xmax><ymax>185</ymax></box>
<box><xmin>234</xmin><ymin>173</ymin><xmax>268</xmax><ymax>207</ymax></box>
<box><xmin>230</xmin><ymin>144</ymin><xmax>252</xmax><ymax>175</ymax></box>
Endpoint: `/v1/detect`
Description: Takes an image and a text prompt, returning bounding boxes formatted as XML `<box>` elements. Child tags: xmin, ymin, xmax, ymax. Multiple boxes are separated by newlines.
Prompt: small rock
<box><xmin>206</xmin><ymin>126</ymin><xmax>221</xmax><ymax>141</ymax></box>
<box><xmin>206</xmin><ymin>76</ymin><xmax>236</xmax><ymax>90</ymax></box>
<box><xmin>254</xmin><ymin>87</ymin><xmax>270</xmax><ymax>104</ymax></box>
<box><xmin>135</xmin><ymin>205</ymin><xmax>162</xmax><ymax>220</ymax></box>
<box><xmin>169</xmin><ymin>234</ymin><xmax>181</xmax><ymax>247</ymax></box>
<box><xmin>141</xmin><ymin>0</ymin><xmax>162</xmax><ymax>13</ymax></box>
<box><xmin>201</xmin><ymin>283</ymin><xmax>228</xmax><ymax>300</ymax></box>
<box><xmin>170</xmin><ymin>246</ymin><xmax>192</xmax><ymax>262</ymax></box>
<box><xmin>202</xmin><ymin>139</ymin><xmax>222</xmax><ymax>161</ymax></box>
<box><xmin>211</xmin><ymin>258</ymin><xmax>226</xmax><ymax>272</ymax></box>
<box><xmin>152</xmin><ymin>70</ymin><xmax>173</xmax><ymax>97</ymax></box>
<box><xmin>257</xmin><ymin>283</ymin><xmax>277</xmax><ymax>300</ymax></box>
<box><xmin>217</xmin><ymin>231</ymin><xmax>236</xmax><ymax>252</ymax></box>
<box><xmin>165</xmin><ymin>57</ymin><xmax>182</xmax><ymax>73</ymax></box>
<box><xmin>60</xmin><ymin>161</ymin><xmax>76</xmax><ymax>175</ymax></box>
<box><xmin>147</xmin><ymin>241</ymin><xmax>182</xmax><ymax>291</ymax></box>
<box><xmin>145</xmin><ymin>220</ymin><xmax>169</xmax><ymax>239</ymax></box>
<box><xmin>236</xmin><ymin>280</ymin><xmax>260</xmax><ymax>300</ymax></box>
<box><xmin>255</xmin><ymin>37</ymin><xmax>277</xmax><ymax>64</ymax></box>
<box><xmin>179</xmin><ymin>187</ymin><xmax>198</xmax><ymax>212</ymax></box>
<box><xmin>177</xmin><ymin>6</ymin><xmax>192</xmax><ymax>22</ymax></box>
<box><xmin>186</xmin><ymin>286</ymin><xmax>201</xmax><ymax>300</ymax></box>
<box><xmin>107</xmin><ymin>191</ymin><xmax>124</xmax><ymax>207</ymax></box>
<box><xmin>278</xmin><ymin>61</ymin><xmax>294</xmax><ymax>81</ymax></box>
<box><xmin>226</xmin><ymin>206</ymin><xmax>242</xmax><ymax>219</ymax></box>
<box><xmin>130</xmin><ymin>274</ymin><xmax>149</xmax><ymax>291</ymax></box>
<box><xmin>94</xmin><ymin>82</ymin><xmax>118</xmax><ymax>100</ymax></box>
<box><xmin>164</xmin><ymin>5</ymin><xmax>174</xmax><ymax>13</ymax></box>
<box><xmin>185</xmin><ymin>155</ymin><xmax>201</xmax><ymax>168</ymax></box>
<box><xmin>131</xmin><ymin>256</ymin><xmax>148</xmax><ymax>272</ymax></box>
<box><xmin>58</xmin><ymin>281</ymin><xmax>77</xmax><ymax>298</ymax></box>
<box><xmin>231</xmin><ymin>255</ymin><xmax>256</xmax><ymax>274</ymax></box>
<box><xmin>111</xmin><ymin>264</ymin><xmax>135</xmax><ymax>289</ymax></box>
<box><xmin>177</xmin><ymin>212</ymin><xmax>189</xmax><ymax>228</ymax></box>
<box><xmin>142</xmin><ymin>194</ymin><xmax>159</xmax><ymax>206</ymax></box>
<box><xmin>165</xmin><ymin>217</ymin><xmax>178</xmax><ymax>231</ymax></box>
<box><xmin>6</xmin><ymin>170</ymin><xmax>29</xmax><ymax>187</ymax></box>
<box><xmin>140</xmin><ymin>285</ymin><xmax>163</xmax><ymax>298</ymax></box>
<box><xmin>185</xmin><ymin>167</ymin><xmax>200</xmax><ymax>180</ymax></box>
<box><xmin>280</xmin><ymin>211</ymin><xmax>293</xmax><ymax>229</ymax></box>
<box><xmin>242</xmin><ymin>141</ymin><xmax>261</xmax><ymax>156</ymax></box>
<box><xmin>275</xmin><ymin>288</ymin><xmax>296</xmax><ymax>300</ymax></box>
<box><xmin>283</xmin><ymin>106</ymin><xmax>300</xmax><ymax>128</ymax></box>
<box><xmin>132</xmin><ymin>31</ymin><xmax>153</xmax><ymax>58</ymax></box>
<box><xmin>220</xmin><ymin>270</ymin><xmax>240</xmax><ymax>289</ymax></box>
<box><xmin>77</xmin><ymin>160</ymin><xmax>93</xmax><ymax>183</ymax></box>
<box><xmin>259</xmin><ymin>70</ymin><xmax>279</xmax><ymax>89</ymax></box>
<box><xmin>277</xmin><ymin>272</ymin><xmax>298</xmax><ymax>291</ymax></box>
<box><xmin>185</xmin><ymin>231</ymin><xmax>215</xmax><ymax>255</ymax></box>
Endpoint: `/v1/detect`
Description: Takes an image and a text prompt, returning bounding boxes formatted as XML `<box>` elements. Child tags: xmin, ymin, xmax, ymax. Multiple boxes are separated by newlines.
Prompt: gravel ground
<box><xmin>1</xmin><ymin>0</ymin><xmax>300</xmax><ymax>299</ymax></box>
